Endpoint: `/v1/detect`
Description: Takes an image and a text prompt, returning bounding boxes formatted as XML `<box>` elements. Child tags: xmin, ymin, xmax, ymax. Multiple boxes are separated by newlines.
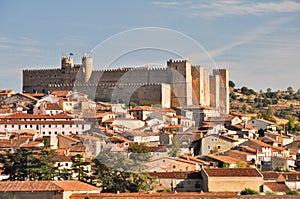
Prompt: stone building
<box><xmin>23</xmin><ymin>55</ymin><xmax>229</xmax><ymax>113</ymax></box>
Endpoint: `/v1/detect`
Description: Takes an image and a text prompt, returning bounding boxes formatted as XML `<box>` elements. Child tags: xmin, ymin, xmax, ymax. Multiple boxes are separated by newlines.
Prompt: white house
<box><xmin>249</xmin><ymin>118</ymin><xmax>277</xmax><ymax>131</ymax></box>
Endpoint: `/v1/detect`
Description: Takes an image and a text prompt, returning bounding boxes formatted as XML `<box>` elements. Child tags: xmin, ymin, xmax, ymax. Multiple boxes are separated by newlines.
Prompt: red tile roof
<box><xmin>129</xmin><ymin>106</ymin><xmax>152</xmax><ymax>111</ymax></box>
<box><xmin>52</xmin><ymin>155</ymin><xmax>72</xmax><ymax>162</ymax></box>
<box><xmin>70</xmin><ymin>192</ymin><xmax>239</xmax><ymax>198</ymax></box>
<box><xmin>51</xmin><ymin>90</ymin><xmax>71</xmax><ymax>97</ymax></box>
<box><xmin>264</xmin><ymin>182</ymin><xmax>290</xmax><ymax>192</ymax></box>
<box><xmin>206</xmin><ymin>155</ymin><xmax>248</xmax><ymax>164</ymax></box>
<box><xmin>45</xmin><ymin>102</ymin><xmax>61</xmax><ymax>110</ymax></box>
<box><xmin>203</xmin><ymin>168</ymin><xmax>262</xmax><ymax>177</ymax></box>
<box><xmin>0</xmin><ymin>180</ymin><xmax>100</xmax><ymax>192</ymax></box>
<box><xmin>21</xmin><ymin>141</ymin><xmax>43</xmax><ymax>148</ymax></box>
<box><xmin>3</xmin><ymin>112</ymin><xmax>73</xmax><ymax>119</ymax></box>
<box><xmin>0</xmin><ymin>138</ymin><xmax>28</xmax><ymax>148</ymax></box>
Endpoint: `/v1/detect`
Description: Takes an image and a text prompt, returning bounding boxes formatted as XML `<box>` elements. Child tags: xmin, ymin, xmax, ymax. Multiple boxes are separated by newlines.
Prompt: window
<box><xmin>25</xmin><ymin>125</ymin><xmax>27</xmax><ymax>128</ymax></box>
<box><xmin>30</xmin><ymin>125</ymin><xmax>32</xmax><ymax>128</ymax></box>
<box><xmin>62</xmin><ymin>131</ymin><xmax>65</xmax><ymax>135</ymax></box>
<box><xmin>82</xmin><ymin>125</ymin><xmax>84</xmax><ymax>130</ymax></box>
<box><xmin>65</xmin><ymin>163</ymin><xmax>68</xmax><ymax>166</ymax></box>
<box><xmin>186</xmin><ymin>181</ymin><xmax>191</xmax><ymax>185</ymax></box>
<box><xmin>173</xmin><ymin>165</ymin><xmax>176</xmax><ymax>169</ymax></box>
<box><xmin>54</xmin><ymin>131</ymin><xmax>57</xmax><ymax>135</ymax></box>
<box><xmin>208</xmin><ymin>145</ymin><xmax>210</xmax><ymax>149</ymax></box>
<box><xmin>49</xmin><ymin>125</ymin><xmax>51</xmax><ymax>127</ymax></box>
<box><xmin>49</xmin><ymin>132</ymin><xmax>52</xmax><ymax>135</ymax></box>
<box><xmin>62</xmin><ymin>124</ymin><xmax>65</xmax><ymax>128</ymax></box>
<box><xmin>218</xmin><ymin>146</ymin><xmax>221</xmax><ymax>149</ymax></box>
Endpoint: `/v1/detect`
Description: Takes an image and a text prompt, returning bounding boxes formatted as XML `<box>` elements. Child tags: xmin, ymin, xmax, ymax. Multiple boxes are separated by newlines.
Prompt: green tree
<box><xmin>97</xmin><ymin>152</ymin><xmax>137</xmax><ymax>172</ymax></box>
<box><xmin>72</xmin><ymin>154</ymin><xmax>90</xmax><ymax>181</ymax></box>
<box><xmin>168</xmin><ymin>136</ymin><xmax>181</xmax><ymax>157</ymax></box>
<box><xmin>287</xmin><ymin>86</ymin><xmax>294</xmax><ymax>93</ymax></box>
<box><xmin>267</xmin><ymin>88</ymin><xmax>272</xmax><ymax>93</ymax></box>
<box><xmin>128</xmin><ymin>143</ymin><xmax>151</xmax><ymax>162</ymax></box>
<box><xmin>290</xmin><ymin>104</ymin><xmax>295</xmax><ymax>111</ymax></box>
<box><xmin>240</xmin><ymin>188</ymin><xmax>259</xmax><ymax>195</ymax></box>
<box><xmin>229</xmin><ymin>80</ymin><xmax>235</xmax><ymax>88</ymax></box>
<box><xmin>242</xmin><ymin>104</ymin><xmax>247</xmax><ymax>113</ymax></box>
<box><xmin>91</xmin><ymin>158</ymin><xmax>153</xmax><ymax>193</ymax></box>
<box><xmin>241</xmin><ymin>86</ymin><xmax>250</xmax><ymax>95</ymax></box>
<box><xmin>230</xmin><ymin>92</ymin><xmax>237</xmax><ymax>101</ymax></box>
<box><xmin>0</xmin><ymin>148</ymin><xmax>58</xmax><ymax>181</ymax></box>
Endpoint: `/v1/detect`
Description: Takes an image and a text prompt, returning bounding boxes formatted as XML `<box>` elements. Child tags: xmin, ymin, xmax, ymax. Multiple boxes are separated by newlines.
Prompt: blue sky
<box><xmin>0</xmin><ymin>0</ymin><xmax>299</xmax><ymax>92</ymax></box>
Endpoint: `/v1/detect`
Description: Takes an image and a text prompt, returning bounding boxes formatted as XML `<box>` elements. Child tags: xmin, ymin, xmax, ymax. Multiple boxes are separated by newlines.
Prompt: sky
<box><xmin>0</xmin><ymin>0</ymin><xmax>299</xmax><ymax>92</ymax></box>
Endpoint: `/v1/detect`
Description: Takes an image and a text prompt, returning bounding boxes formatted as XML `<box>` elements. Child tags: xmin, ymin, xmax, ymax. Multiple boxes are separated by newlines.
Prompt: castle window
<box><xmin>175</xmin><ymin>66</ymin><xmax>178</xmax><ymax>70</ymax></box>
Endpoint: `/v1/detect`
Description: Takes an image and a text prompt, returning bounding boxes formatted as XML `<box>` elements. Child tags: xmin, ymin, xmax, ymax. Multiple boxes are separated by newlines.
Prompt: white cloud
<box><xmin>208</xmin><ymin>17</ymin><xmax>291</xmax><ymax>58</ymax></box>
<box><xmin>153</xmin><ymin>0</ymin><xmax>300</xmax><ymax>17</ymax></box>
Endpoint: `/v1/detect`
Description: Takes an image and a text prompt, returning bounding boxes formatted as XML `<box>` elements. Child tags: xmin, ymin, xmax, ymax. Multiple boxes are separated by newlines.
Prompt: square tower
<box><xmin>167</xmin><ymin>59</ymin><xmax>193</xmax><ymax>108</ymax></box>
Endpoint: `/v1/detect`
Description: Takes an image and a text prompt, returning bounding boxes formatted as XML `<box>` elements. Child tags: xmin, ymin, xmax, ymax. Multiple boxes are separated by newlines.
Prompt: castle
<box><xmin>23</xmin><ymin>55</ymin><xmax>229</xmax><ymax>113</ymax></box>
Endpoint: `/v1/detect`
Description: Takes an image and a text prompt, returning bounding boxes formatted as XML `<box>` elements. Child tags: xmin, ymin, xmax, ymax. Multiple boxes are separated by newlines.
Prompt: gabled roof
<box><xmin>251</xmin><ymin>118</ymin><xmax>276</xmax><ymax>125</ymax></box>
<box><xmin>51</xmin><ymin>90</ymin><xmax>72</xmax><ymax>97</ymax></box>
<box><xmin>52</xmin><ymin>154</ymin><xmax>72</xmax><ymax>162</ymax></box>
<box><xmin>0</xmin><ymin>138</ymin><xmax>28</xmax><ymax>148</ymax></box>
<box><xmin>264</xmin><ymin>182</ymin><xmax>290</xmax><ymax>192</ymax></box>
<box><xmin>4</xmin><ymin>112</ymin><xmax>73</xmax><ymax>119</ymax></box>
<box><xmin>45</xmin><ymin>102</ymin><xmax>61</xmax><ymax>110</ymax></box>
<box><xmin>203</xmin><ymin>168</ymin><xmax>262</xmax><ymax>177</ymax></box>
<box><xmin>129</xmin><ymin>106</ymin><xmax>152</xmax><ymax>111</ymax></box>
<box><xmin>17</xmin><ymin>93</ymin><xmax>39</xmax><ymax>101</ymax></box>
<box><xmin>206</xmin><ymin>155</ymin><xmax>247</xmax><ymax>164</ymax></box>
<box><xmin>0</xmin><ymin>180</ymin><xmax>100</xmax><ymax>192</ymax></box>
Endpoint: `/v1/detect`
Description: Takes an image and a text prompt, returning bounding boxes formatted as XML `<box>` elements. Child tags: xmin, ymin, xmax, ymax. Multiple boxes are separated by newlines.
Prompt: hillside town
<box><xmin>0</xmin><ymin>78</ymin><xmax>300</xmax><ymax>198</ymax></box>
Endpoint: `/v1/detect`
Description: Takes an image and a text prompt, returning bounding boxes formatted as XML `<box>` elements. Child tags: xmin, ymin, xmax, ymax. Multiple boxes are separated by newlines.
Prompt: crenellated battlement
<box><xmin>48</xmin><ymin>82</ymin><xmax>164</xmax><ymax>88</ymax></box>
<box><xmin>93</xmin><ymin>66</ymin><xmax>167</xmax><ymax>72</ymax></box>
<box><xmin>23</xmin><ymin>68</ymin><xmax>62</xmax><ymax>72</ymax></box>
<box><xmin>167</xmin><ymin>59</ymin><xmax>189</xmax><ymax>64</ymax></box>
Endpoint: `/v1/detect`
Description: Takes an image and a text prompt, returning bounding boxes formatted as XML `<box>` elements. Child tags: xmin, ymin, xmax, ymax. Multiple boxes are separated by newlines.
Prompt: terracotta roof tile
<box><xmin>264</xmin><ymin>182</ymin><xmax>290</xmax><ymax>192</ymax></box>
<box><xmin>0</xmin><ymin>180</ymin><xmax>100</xmax><ymax>192</ymax></box>
<box><xmin>51</xmin><ymin>90</ymin><xmax>71</xmax><ymax>97</ymax></box>
<box><xmin>52</xmin><ymin>155</ymin><xmax>72</xmax><ymax>162</ymax></box>
<box><xmin>203</xmin><ymin>168</ymin><xmax>262</xmax><ymax>177</ymax></box>
<box><xmin>71</xmin><ymin>192</ymin><xmax>239</xmax><ymax>198</ymax></box>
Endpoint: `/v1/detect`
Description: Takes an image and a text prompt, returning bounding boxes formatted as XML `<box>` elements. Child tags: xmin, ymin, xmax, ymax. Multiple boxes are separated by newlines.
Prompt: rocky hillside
<box><xmin>229</xmin><ymin>82</ymin><xmax>300</xmax><ymax>127</ymax></box>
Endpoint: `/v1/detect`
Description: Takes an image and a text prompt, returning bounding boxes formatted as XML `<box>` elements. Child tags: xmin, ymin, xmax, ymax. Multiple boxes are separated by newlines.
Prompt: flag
<box><xmin>70</xmin><ymin>52</ymin><xmax>74</xmax><ymax>56</ymax></box>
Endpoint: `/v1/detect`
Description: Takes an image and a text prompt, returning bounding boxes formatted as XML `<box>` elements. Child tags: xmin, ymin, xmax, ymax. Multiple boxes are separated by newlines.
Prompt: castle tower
<box><xmin>199</xmin><ymin>66</ymin><xmax>210</xmax><ymax>106</ymax></box>
<box><xmin>213</xmin><ymin>69</ymin><xmax>229</xmax><ymax>114</ymax></box>
<box><xmin>167</xmin><ymin>59</ymin><xmax>193</xmax><ymax>108</ymax></box>
<box><xmin>82</xmin><ymin>53</ymin><xmax>93</xmax><ymax>83</ymax></box>
<box><xmin>209</xmin><ymin>74</ymin><xmax>220</xmax><ymax>110</ymax></box>
<box><xmin>61</xmin><ymin>54</ymin><xmax>73</xmax><ymax>71</ymax></box>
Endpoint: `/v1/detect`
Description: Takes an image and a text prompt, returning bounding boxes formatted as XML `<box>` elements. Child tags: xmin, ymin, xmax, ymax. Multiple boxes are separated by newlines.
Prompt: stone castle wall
<box><xmin>23</xmin><ymin>57</ymin><xmax>229</xmax><ymax>112</ymax></box>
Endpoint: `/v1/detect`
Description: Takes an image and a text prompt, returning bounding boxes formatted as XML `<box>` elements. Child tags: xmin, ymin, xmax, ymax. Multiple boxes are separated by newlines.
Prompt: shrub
<box><xmin>286</xmin><ymin>190</ymin><xmax>299</xmax><ymax>195</ymax></box>
<box><xmin>240</xmin><ymin>188</ymin><xmax>259</xmax><ymax>195</ymax></box>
